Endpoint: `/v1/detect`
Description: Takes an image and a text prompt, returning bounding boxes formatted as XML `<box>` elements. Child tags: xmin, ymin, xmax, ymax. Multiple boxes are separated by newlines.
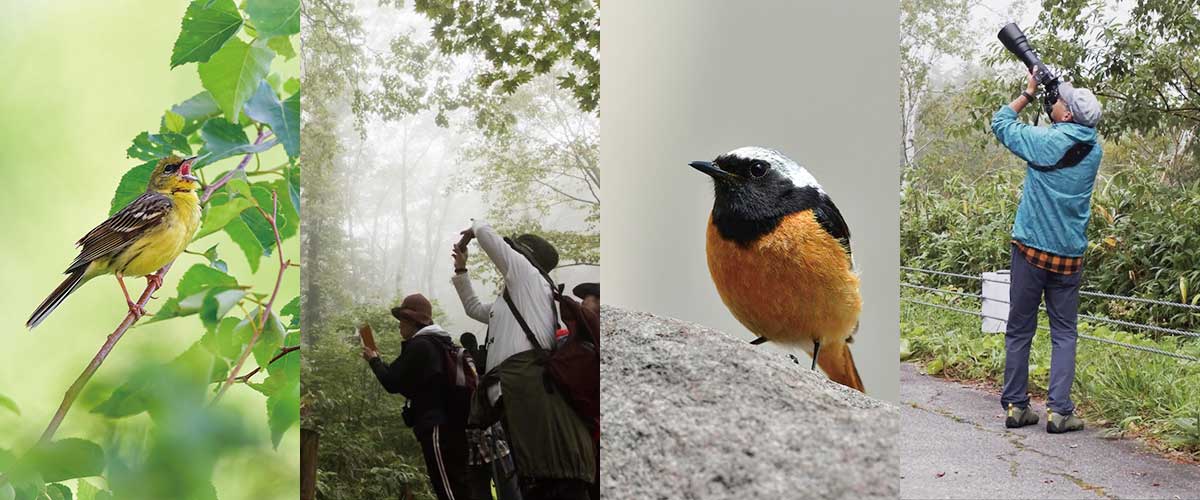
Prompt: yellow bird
<box><xmin>26</xmin><ymin>155</ymin><xmax>203</xmax><ymax>329</ymax></box>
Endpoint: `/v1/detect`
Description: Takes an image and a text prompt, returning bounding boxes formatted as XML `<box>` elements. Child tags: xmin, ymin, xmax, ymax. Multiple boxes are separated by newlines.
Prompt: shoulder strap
<box><xmin>1030</xmin><ymin>141</ymin><xmax>1093</xmax><ymax>172</ymax></box>
<box><xmin>503</xmin><ymin>288</ymin><xmax>547</xmax><ymax>355</ymax></box>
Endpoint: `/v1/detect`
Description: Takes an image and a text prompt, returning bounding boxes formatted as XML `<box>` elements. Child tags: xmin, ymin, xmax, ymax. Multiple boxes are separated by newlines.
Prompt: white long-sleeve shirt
<box><xmin>452</xmin><ymin>219</ymin><xmax>556</xmax><ymax>402</ymax></box>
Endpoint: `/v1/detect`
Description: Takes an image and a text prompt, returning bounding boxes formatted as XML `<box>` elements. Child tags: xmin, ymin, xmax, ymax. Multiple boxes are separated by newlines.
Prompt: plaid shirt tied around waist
<box><xmin>1012</xmin><ymin>240</ymin><xmax>1083</xmax><ymax>275</ymax></box>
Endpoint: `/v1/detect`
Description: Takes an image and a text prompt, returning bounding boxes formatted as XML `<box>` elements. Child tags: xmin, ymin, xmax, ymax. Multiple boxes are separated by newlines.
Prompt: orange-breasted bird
<box><xmin>690</xmin><ymin>146</ymin><xmax>864</xmax><ymax>392</ymax></box>
<box><xmin>26</xmin><ymin>155</ymin><xmax>203</xmax><ymax>329</ymax></box>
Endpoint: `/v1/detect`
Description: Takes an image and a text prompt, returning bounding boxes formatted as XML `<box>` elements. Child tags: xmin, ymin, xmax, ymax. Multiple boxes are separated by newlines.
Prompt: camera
<box><xmin>998</xmin><ymin>23</ymin><xmax>1060</xmax><ymax>120</ymax></box>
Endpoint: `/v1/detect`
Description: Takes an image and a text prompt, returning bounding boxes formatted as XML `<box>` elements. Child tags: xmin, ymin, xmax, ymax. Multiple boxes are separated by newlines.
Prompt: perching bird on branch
<box><xmin>27</xmin><ymin>155</ymin><xmax>203</xmax><ymax>329</ymax></box>
<box><xmin>690</xmin><ymin>147</ymin><xmax>864</xmax><ymax>392</ymax></box>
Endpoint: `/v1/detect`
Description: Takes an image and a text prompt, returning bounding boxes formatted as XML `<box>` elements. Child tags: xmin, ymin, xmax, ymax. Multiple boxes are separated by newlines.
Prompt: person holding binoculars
<box><xmin>990</xmin><ymin>24</ymin><xmax>1104</xmax><ymax>435</ymax></box>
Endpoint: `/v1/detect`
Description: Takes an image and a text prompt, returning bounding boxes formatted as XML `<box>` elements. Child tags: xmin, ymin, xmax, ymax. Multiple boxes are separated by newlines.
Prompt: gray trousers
<box><xmin>1001</xmin><ymin>245</ymin><xmax>1081</xmax><ymax>415</ymax></box>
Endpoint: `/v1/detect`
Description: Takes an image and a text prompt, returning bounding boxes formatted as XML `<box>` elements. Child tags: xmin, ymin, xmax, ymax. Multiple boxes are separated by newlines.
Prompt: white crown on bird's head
<box><xmin>722</xmin><ymin>146</ymin><xmax>825</xmax><ymax>194</ymax></box>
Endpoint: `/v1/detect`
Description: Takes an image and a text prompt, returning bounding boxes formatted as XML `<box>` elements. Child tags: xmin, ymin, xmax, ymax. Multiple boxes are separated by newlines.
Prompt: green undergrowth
<box><xmin>901</xmin><ymin>290</ymin><xmax>1200</xmax><ymax>459</ymax></box>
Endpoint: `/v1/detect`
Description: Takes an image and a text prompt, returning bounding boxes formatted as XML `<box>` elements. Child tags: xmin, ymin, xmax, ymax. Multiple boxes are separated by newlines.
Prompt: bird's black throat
<box><xmin>709</xmin><ymin>172</ymin><xmax>852</xmax><ymax>257</ymax></box>
<box><xmin>710</xmin><ymin>175</ymin><xmax>822</xmax><ymax>245</ymax></box>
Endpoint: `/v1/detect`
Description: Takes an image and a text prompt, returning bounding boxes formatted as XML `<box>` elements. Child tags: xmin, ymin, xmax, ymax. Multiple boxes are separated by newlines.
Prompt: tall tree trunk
<box><xmin>300</xmin><ymin>428</ymin><xmax>319</xmax><ymax>500</ymax></box>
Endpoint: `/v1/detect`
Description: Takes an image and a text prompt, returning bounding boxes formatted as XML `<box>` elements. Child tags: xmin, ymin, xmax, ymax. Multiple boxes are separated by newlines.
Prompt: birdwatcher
<box><xmin>991</xmin><ymin>70</ymin><xmax>1103</xmax><ymax>434</ymax></box>
<box><xmin>572</xmin><ymin>282</ymin><xmax>600</xmax><ymax>318</ymax></box>
<box><xmin>570</xmin><ymin>282</ymin><xmax>600</xmax><ymax>500</ymax></box>
<box><xmin>361</xmin><ymin>293</ymin><xmax>471</xmax><ymax>500</ymax></box>
<box><xmin>451</xmin><ymin>220</ymin><xmax>596</xmax><ymax>500</ymax></box>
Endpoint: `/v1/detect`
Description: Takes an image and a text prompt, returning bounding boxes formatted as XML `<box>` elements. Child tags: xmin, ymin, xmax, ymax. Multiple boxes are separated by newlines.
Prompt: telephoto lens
<box><xmin>998</xmin><ymin>23</ymin><xmax>1042</xmax><ymax>70</ymax></box>
<box><xmin>998</xmin><ymin>22</ymin><xmax>1060</xmax><ymax>119</ymax></box>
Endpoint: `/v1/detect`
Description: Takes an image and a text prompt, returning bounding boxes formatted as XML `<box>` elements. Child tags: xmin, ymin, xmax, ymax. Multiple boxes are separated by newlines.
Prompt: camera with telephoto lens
<box><xmin>998</xmin><ymin>23</ymin><xmax>1060</xmax><ymax>120</ymax></box>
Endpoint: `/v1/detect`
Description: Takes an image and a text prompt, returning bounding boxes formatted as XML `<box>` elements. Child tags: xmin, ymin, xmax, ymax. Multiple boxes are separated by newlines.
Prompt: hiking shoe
<box><xmin>1005</xmin><ymin>404</ymin><xmax>1039</xmax><ymax>428</ymax></box>
<box><xmin>1046</xmin><ymin>411</ymin><xmax>1084</xmax><ymax>434</ymax></box>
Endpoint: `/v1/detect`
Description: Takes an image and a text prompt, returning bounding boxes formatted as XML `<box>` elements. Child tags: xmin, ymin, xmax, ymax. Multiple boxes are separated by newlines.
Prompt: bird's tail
<box><xmin>818</xmin><ymin>341</ymin><xmax>865</xmax><ymax>393</ymax></box>
<box><xmin>27</xmin><ymin>268</ymin><xmax>88</xmax><ymax>329</ymax></box>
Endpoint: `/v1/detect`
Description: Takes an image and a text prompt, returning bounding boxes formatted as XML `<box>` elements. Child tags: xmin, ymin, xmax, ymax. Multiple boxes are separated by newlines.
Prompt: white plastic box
<box><xmin>981</xmin><ymin>270</ymin><xmax>1011</xmax><ymax>333</ymax></box>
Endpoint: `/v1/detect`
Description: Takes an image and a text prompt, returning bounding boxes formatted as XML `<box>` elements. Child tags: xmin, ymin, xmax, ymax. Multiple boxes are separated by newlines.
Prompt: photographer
<box><xmin>451</xmin><ymin>219</ymin><xmax>596</xmax><ymax>500</ymax></box>
<box><xmin>362</xmin><ymin>293</ymin><xmax>471</xmax><ymax>500</ymax></box>
<box><xmin>990</xmin><ymin>69</ymin><xmax>1102</xmax><ymax>434</ymax></box>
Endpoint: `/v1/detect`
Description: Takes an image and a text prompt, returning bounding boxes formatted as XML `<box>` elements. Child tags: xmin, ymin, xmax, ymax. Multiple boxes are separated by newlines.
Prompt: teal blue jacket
<box><xmin>991</xmin><ymin>106</ymin><xmax>1102</xmax><ymax>257</ymax></box>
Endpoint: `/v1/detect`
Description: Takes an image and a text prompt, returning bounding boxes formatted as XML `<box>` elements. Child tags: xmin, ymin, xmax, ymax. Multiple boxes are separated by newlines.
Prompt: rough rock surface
<box><xmin>601</xmin><ymin>306</ymin><xmax>899</xmax><ymax>499</ymax></box>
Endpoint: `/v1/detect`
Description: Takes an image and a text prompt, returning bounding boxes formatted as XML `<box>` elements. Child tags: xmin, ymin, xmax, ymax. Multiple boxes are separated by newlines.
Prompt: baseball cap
<box><xmin>1057</xmin><ymin>82</ymin><xmax>1102</xmax><ymax>128</ymax></box>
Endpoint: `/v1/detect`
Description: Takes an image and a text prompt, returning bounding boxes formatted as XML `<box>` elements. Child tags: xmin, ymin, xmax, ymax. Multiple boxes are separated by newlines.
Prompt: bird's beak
<box><xmin>689</xmin><ymin>160</ymin><xmax>737</xmax><ymax>179</ymax></box>
<box><xmin>180</xmin><ymin>155</ymin><xmax>200</xmax><ymax>182</ymax></box>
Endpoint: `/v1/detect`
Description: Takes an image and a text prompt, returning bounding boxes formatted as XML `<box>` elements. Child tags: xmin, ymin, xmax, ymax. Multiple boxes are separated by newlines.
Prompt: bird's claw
<box><xmin>126</xmin><ymin>300</ymin><xmax>147</xmax><ymax>319</ymax></box>
<box><xmin>145</xmin><ymin>273</ymin><xmax>164</xmax><ymax>290</ymax></box>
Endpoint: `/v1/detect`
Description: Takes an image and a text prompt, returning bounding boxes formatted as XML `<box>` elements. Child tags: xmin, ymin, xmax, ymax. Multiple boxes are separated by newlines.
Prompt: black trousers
<box><xmin>415</xmin><ymin>425</ymin><xmax>471</xmax><ymax>500</ymax></box>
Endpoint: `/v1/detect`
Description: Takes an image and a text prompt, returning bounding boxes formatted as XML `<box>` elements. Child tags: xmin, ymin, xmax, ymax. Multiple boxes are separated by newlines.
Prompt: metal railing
<box><xmin>901</xmin><ymin>266</ymin><xmax>1200</xmax><ymax>362</ymax></box>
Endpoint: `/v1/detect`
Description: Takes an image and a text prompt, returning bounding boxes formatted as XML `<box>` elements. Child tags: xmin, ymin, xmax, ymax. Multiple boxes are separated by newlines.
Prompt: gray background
<box><xmin>601</xmin><ymin>0</ymin><xmax>900</xmax><ymax>401</ymax></box>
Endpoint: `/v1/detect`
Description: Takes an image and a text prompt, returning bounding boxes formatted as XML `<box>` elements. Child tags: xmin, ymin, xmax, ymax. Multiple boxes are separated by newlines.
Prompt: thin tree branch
<box><xmin>213</xmin><ymin>191</ymin><xmax>290</xmax><ymax>403</ymax></box>
<box><xmin>234</xmin><ymin>345</ymin><xmax>300</xmax><ymax>383</ymax></box>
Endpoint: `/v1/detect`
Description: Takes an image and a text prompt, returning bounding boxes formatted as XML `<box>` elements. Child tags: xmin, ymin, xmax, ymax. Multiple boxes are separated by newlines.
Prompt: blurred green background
<box><xmin>0</xmin><ymin>1</ymin><xmax>298</xmax><ymax>497</ymax></box>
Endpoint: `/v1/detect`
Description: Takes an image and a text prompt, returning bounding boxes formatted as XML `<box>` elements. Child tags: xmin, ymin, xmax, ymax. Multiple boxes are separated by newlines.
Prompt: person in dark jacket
<box><xmin>571</xmin><ymin>282</ymin><xmax>600</xmax><ymax>500</ymax></box>
<box><xmin>363</xmin><ymin>293</ymin><xmax>471</xmax><ymax>500</ymax></box>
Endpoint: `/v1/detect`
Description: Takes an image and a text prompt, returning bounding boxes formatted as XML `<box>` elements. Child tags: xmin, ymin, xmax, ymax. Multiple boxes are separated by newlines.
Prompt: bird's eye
<box><xmin>749</xmin><ymin>161</ymin><xmax>769</xmax><ymax>178</ymax></box>
<box><xmin>164</xmin><ymin>163</ymin><xmax>180</xmax><ymax>174</ymax></box>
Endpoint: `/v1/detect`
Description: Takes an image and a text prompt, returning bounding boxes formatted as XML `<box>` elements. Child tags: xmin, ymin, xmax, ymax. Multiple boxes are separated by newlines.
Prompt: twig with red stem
<box><xmin>24</xmin><ymin>135</ymin><xmax>272</xmax><ymax>451</ymax></box>
<box><xmin>212</xmin><ymin>190</ymin><xmax>290</xmax><ymax>404</ymax></box>
<box><xmin>234</xmin><ymin>345</ymin><xmax>300</xmax><ymax>383</ymax></box>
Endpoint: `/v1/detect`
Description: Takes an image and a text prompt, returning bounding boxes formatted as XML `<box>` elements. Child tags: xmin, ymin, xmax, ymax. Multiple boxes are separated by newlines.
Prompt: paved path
<box><xmin>900</xmin><ymin>363</ymin><xmax>1200</xmax><ymax>499</ymax></box>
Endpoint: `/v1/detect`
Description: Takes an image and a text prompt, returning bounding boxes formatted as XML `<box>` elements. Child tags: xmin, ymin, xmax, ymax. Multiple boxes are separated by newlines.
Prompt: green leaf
<box><xmin>0</xmin><ymin>394</ymin><xmax>18</xmax><ymax>416</ymax></box>
<box><xmin>196</xmin><ymin>195</ymin><xmax>256</xmax><ymax>240</ymax></box>
<box><xmin>178</xmin><ymin>264</ymin><xmax>239</xmax><ymax>297</ymax></box>
<box><xmin>171</xmin><ymin>91</ymin><xmax>221</xmax><ymax>121</ymax></box>
<box><xmin>44</xmin><ymin>484</ymin><xmax>71</xmax><ymax>500</ymax></box>
<box><xmin>199</xmin><ymin>289</ymin><xmax>246</xmax><ymax>328</ymax></box>
<box><xmin>250</xmin><ymin>310</ymin><xmax>286</xmax><ymax>373</ymax></box>
<box><xmin>202</xmin><ymin>317</ymin><xmax>246</xmax><ymax>360</ymax></box>
<box><xmin>279</xmin><ymin>296</ymin><xmax>299</xmax><ymax>329</ymax></box>
<box><xmin>75</xmin><ymin>481</ymin><xmax>100</xmax><ymax>500</ymax></box>
<box><xmin>24</xmin><ymin>439</ymin><xmax>104</xmax><ymax>482</ymax></box>
<box><xmin>225</xmin><ymin>175</ymin><xmax>254</xmax><ymax>200</ymax></box>
<box><xmin>243</xmin><ymin>82</ymin><xmax>299</xmax><ymax>159</ymax></box>
<box><xmin>197</xmin><ymin>38</ymin><xmax>274</xmax><ymax>122</ymax></box>
<box><xmin>267</xmin><ymin>36</ymin><xmax>296</xmax><ymax>60</ymax></box>
<box><xmin>197</xmin><ymin>118</ymin><xmax>276</xmax><ymax>167</ymax></box>
<box><xmin>200</xmin><ymin>244</ymin><xmax>228</xmax><ymax>273</ymax></box>
<box><xmin>163</xmin><ymin>110</ymin><xmax>185</xmax><ymax>134</ymax></box>
<box><xmin>239</xmin><ymin>185</ymin><xmax>281</xmax><ymax>253</ymax></box>
<box><xmin>279</xmin><ymin>331</ymin><xmax>300</xmax><ymax>380</ymax></box>
<box><xmin>92</xmin><ymin>343</ymin><xmax>214</xmax><ymax>419</ymax></box>
<box><xmin>246</xmin><ymin>0</ymin><xmax>300</xmax><ymax>38</ymax></box>
<box><xmin>170</xmin><ymin>0</ymin><xmax>244</xmax><ymax>68</ymax></box>
<box><xmin>127</xmin><ymin>132</ymin><xmax>191</xmax><ymax>161</ymax></box>
<box><xmin>7</xmin><ymin>472</ymin><xmax>42</xmax><ymax>500</ymax></box>
<box><xmin>223</xmin><ymin>215</ymin><xmax>264</xmax><ymax>272</ymax></box>
<box><xmin>108</xmin><ymin>161</ymin><xmax>156</xmax><ymax>216</ymax></box>
<box><xmin>0</xmin><ymin>483</ymin><xmax>12</xmax><ymax>500</ymax></box>
<box><xmin>283</xmin><ymin>76</ymin><xmax>299</xmax><ymax>95</ymax></box>
<box><xmin>266</xmin><ymin>378</ymin><xmax>299</xmax><ymax>448</ymax></box>
<box><xmin>284</xmin><ymin>163</ymin><xmax>301</xmax><ymax>214</ymax></box>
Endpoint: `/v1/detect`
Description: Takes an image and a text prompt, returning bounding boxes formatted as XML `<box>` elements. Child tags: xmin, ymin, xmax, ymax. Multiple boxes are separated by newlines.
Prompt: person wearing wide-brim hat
<box><xmin>991</xmin><ymin>71</ymin><xmax>1104</xmax><ymax>434</ymax></box>
<box><xmin>451</xmin><ymin>219</ymin><xmax>594</xmax><ymax>500</ymax></box>
<box><xmin>361</xmin><ymin>293</ymin><xmax>471</xmax><ymax>500</ymax></box>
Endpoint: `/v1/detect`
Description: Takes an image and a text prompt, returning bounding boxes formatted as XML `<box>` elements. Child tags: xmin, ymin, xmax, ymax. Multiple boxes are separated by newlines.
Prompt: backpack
<box><xmin>502</xmin><ymin>276</ymin><xmax>600</xmax><ymax>428</ymax></box>
<box><xmin>440</xmin><ymin>340</ymin><xmax>478</xmax><ymax>429</ymax></box>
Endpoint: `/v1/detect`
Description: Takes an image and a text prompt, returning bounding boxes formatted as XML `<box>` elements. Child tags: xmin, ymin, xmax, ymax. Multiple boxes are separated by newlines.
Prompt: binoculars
<box><xmin>998</xmin><ymin>23</ymin><xmax>1060</xmax><ymax>119</ymax></box>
